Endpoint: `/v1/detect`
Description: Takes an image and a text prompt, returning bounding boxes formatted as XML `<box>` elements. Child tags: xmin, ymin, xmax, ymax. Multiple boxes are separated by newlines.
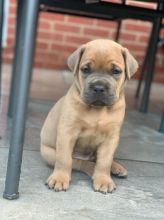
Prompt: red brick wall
<box><xmin>3</xmin><ymin>0</ymin><xmax>164</xmax><ymax>82</ymax></box>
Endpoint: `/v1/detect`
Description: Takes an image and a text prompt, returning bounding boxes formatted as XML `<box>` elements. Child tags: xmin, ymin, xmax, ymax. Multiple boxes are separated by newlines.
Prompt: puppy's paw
<box><xmin>93</xmin><ymin>174</ymin><xmax>116</xmax><ymax>194</ymax></box>
<box><xmin>111</xmin><ymin>161</ymin><xmax>128</xmax><ymax>178</ymax></box>
<box><xmin>46</xmin><ymin>170</ymin><xmax>70</xmax><ymax>192</ymax></box>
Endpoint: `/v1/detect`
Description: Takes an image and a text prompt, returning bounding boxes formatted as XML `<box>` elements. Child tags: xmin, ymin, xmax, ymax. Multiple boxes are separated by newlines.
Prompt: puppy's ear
<box><xmin>67</xmin><ymin>45</ymin><xmax>86</xmax><ymax>74</ymax></box>
<box><xmin>123</xmin><ymin>48</ymin><xmax>138</xmax><ymax>80</ymax></box>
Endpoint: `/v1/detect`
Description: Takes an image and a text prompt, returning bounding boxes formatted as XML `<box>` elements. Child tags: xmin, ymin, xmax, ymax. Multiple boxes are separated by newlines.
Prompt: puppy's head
<box><xmin>68</xmin><ymin>39</ymin><xmax>138</xmax><ymax>107</ymax></box>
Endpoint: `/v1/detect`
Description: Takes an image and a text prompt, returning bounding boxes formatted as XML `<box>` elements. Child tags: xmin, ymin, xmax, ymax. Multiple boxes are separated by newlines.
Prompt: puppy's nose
<box><xmin>92</xmin><ymin>84</ymin><xmax>106</xmax><ymax>93</ymax></box>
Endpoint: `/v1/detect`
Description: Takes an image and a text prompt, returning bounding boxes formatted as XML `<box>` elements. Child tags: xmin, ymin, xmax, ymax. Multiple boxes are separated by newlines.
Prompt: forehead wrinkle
<box><xmin>81</xmin><ymin>44</ymin><xmax>124</xmax><ymax>67</ymax></box>
<box><xmin>80</xmin><ymin>58</ymin><xmax>95</xmax><ymax>67</ymax></box>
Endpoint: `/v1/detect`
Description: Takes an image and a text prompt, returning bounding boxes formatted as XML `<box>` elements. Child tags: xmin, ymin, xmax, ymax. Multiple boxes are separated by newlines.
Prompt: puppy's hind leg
<box><xmin>40</xmin><ymin>144</ymin><xmax>56</xmax><ymax>167</ymax></box>
<box><xmin>72</xmin><ymin>160</ymin><xmax>128</xmax><ymax>178</ymax></box>
<box><xmin>72</xmin><ymin>159</ymin><xmax>95</xmax><ymax>177</ymax></box>
<box><xmin>111</xmin><ymin>160</ymin><xmax>128</xmax><ymax>178</ymax></box>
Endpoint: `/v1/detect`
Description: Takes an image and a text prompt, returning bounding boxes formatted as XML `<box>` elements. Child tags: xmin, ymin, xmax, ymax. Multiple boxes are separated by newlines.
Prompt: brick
<box><xmin>156</xmin><ymin>48</ymin><xmax>164</xmax><ymax>55</ymax></box>
<box><xmin>50</xmin><ymin>63</ymin><xmax>66</xmax><ymax>69</ymax></box>
<box><xmin>6</xmin><ymin>37</ymin><xmax>15</xmax><ymax>46</ymax></box>
<box><xmin>120</xmin><ymin>32</ymin><xmax>137</xmax><ymax>41</ymax></box>
<box><xmin>41</xmin><ymin>13</ymin><xmax>65</xmax><ymax>21</ymax></box>
<box><xmin>3</xmin><ymin>48</ymin><xmax>14</xmax><ymax>55</ymax></box>
<box><xmin>9</xmin><ymin>5</ymin><xmax>16</xmax><ymax>14</ymax></box>
<box><xmin>95</xmin><ymin>20</ymin><xmax>116</xmax><ymax>28</ymax></box>
<box><xmin>7</xmin><ymin>27</ymin><xmax>15</xmax><ymax>36</ymax></box>
<box><xmin>124</xmin><ymin>20</ymin><xmax>151</xmax><ymax>27</ymax></box>
<box><xmin>154</xmin><ymin>75</ymin><xmax>164</xmax><ymax>83</ymax></box>
<box><xmin>156</xmin><ymin>55</ymin><xmax>164</xmax><ymax>66</ymax></box>
<box><xmin>51</xmin><ymin>44</ymin><xmax>76</xmax><ymax>53</ymax></box>
<box><xmin>67</xmin><ymin>15</ymin><xmax>94</xmax><ymax>25</ymax></box>
<box><xmin>8</xmin><ymin>17</ymin><xmax>16</xmax><ymax>25</ymax></box>
<box><xmin>109</xmin><ymin>32</ymin><xmax>116</xmax><ymax>40</ymax></box>
<box><xmin>123</xmin><ymin>43</ymin><xmax>146</xmax><ymax>52</ymax></box>
<box><xmin>125</xmin><ymin>23</ymin><xmax>151</xmax><ymax>32</ymax></box>
<box><xmin>2</xmin><ymin>57</ymin><xmax>13</xmax><ymax>64</ymax></box>
<box><xmin>38</xmin><ymin>20</ymin><xmax>51</xmax><ymax>30</ymax></box>
<box><xmin>127</xmin><ymin>1</ymin><xmax>156</xmax><ymax>9</ymax></box>
<box><xmin>46</xmin><ymin>55</ymin><xmax>61</xmax><ymax>64</ymax></box>
<box><xmin>65</xmin><ymin>36</ymin><xmax>91</xmax><ymax>45</ymax></box>
<box><xmin>40</xmin><ymin>62</ymin><xmax>66</xmax><ymax>70</ymax></box>
<box><xmin>154</xmin><ymin>66</ymin><xmax>164</xmax><ymax>74</ymax></box>
<box><xmin>34</xmin><ymin>52</ymin><xmax>60</xmax><ymax>63</ymax></box>
<box><xmin>54</xmin><ymin>23</ymin><xmax>80</xmax><ymax>33</ymax></box>
<box><xmin>10</xmin><ymin>0</ymin><xmax>16</xmax><ymax>4</ymax></box>
<box><xmin>33</xmin><ymin>61</ymin><xmax>45</xmax><ymax>68</ymax></box>
<box><xmin>135</xmin><ymin>55</ymin><xmax>145</xmax><ymax>63</ymax></box>
<box><xmin>160</xmin><ymin>28</ymin><xmax>164</xmax><ymax>36</ymax></box>
<box><xmin>37</xmin><ymin>31</ymin><xmax>64</xmax><ymax>41</ymax></box>
<box><xmin>138</xmin><ymin>35</ymin><xmax>149</xmax><ymax>43</ymax></box>
<box><xmin>37</xmin><ymin>31</ymin><xmax>52</xmax><ymax>40</ymax></box>
<box><xmin>83</xmin><ymin>28</ymin><xmax>109</xmax><ymax>37</ymax></box>
<box><xmin>36</xmin><ymin>41</ymin><xmax>49</xmax><ymax>50</ymax></box>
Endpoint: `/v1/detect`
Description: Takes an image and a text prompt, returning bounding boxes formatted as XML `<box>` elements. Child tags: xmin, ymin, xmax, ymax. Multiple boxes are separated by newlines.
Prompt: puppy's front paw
<box><xmin>46</xmin><ymin>170</ymin><xmax>70</xmax><ymax>192</ymax></box>
<box><xmin>93</xmin><ymin>174</ymin><xmax>116</xmax><ymax>194</ymax></box>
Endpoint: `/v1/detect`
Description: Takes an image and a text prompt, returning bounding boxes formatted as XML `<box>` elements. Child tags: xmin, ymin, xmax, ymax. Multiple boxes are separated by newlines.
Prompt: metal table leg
<box><xmin>3</xmin><ymin>0</ymin><xmax>39</xmax><ymax>200</ymax></box>
<box><xmin>8</xmin><ymin>0</ymin><xmax>23</xmax><ymax>118</ymax></box>
<box><xmin>139</xmin><ymin>17</ymin><xmax>161</xmax><ymax>113</ymax></box>
<box><xmin>0</xmin><ymin>0</ymin><xmax>4</xmax><ymax>103</ymax></box>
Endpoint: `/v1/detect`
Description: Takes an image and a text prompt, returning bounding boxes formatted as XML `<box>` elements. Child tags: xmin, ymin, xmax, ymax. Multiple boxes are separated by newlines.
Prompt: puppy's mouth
<box><xmin>82</xmin><ymin>95</ymin><xmax>116</xmax><ymax>107</ymax></box>
<box><xmin>92</xmin><ymin>100</ymin><xmax>106</xmax><ymax>106</ymax></box>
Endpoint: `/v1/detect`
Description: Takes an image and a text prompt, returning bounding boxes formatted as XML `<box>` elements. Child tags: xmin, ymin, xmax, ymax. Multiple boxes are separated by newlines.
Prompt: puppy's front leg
<box><xmin>93</xmin><ymin>134</ymin><xmax>119</xmax><ymax>194</ymax></box>
<box><xmin>46</xmin><ymin>128</ymin><xmax>78</xmax><ymax>192</ymax></box>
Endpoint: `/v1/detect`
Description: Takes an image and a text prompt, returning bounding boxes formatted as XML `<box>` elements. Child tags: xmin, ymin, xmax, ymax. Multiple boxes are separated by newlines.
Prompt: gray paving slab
<box><xmin>0</xmin><ymin>148</ymin><xmax>164</xmax><ymax>220</ymax></box>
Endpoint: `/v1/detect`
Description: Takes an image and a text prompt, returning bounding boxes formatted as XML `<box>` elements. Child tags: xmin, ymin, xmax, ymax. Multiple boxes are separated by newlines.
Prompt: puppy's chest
<box><xmin>73</xmin><ymin>108</ymin><xmax>123</xmax><ymax>157</ymax></box>
<box><xmin>74</xmin><ymin>121</ymin><xmax>110</xmax><ymax>155</ymax></box>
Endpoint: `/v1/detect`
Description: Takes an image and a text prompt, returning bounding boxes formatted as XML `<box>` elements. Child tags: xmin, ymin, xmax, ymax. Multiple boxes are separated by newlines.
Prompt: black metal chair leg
<box><xmin>139</xmin><ymin>17</ymin><xmax>162</xmax><ymax>113</ymax></box>
<box><xmin>135</xmin><ymin>55</ymin><xmax>146</xmax><ymax>99</ymax></box>
<box><xmin>3</xmin><ymin>0</ymin><xmax>39</xmax><ymax>200</ymax></box>
<box><xmin>135</xmin><ymin>22</ymin><xmax>155</xmax><ymax>100</ymax></box>
<box><xmin>115</xmin><ymin>19</ymin><xmax>122</xmax><ymax>42</ymax></box>
<box><xmin>0</xmin><ymin>0</ymin><xmax>4</xmax><ymax>104</ymax></box>
<box><xmin>135</xmin><ymin>3</ymin><xmax>162</xmax><ymax>100</ymax></box>
<box><xmin>159</xmin><ymin>112</ymin><xmax>164</xmax><ymax>133</ymax></box>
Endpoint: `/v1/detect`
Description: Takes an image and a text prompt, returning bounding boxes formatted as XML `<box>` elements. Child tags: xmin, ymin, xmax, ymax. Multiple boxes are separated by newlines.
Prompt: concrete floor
<box><xmin>0</xmin><ymin>65</ymin><xmax>164</xmax><ymax>219</ymax></box>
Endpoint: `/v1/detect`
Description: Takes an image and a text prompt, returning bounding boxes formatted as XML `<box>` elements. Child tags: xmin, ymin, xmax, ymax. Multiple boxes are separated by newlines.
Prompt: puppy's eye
<box><xmin>112</xmin><ymin>68</ymin><xmax>122</xmax><ymax>76</ymax></box>
<box><xmin>81</xmin><ymin>65</ymin><xmax>91</xmax><ymax>75</ymax></box>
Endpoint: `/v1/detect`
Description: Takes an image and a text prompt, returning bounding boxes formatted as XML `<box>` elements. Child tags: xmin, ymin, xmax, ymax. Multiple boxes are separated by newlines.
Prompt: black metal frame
<box><xmin>3</xmin><ymin>0</ymin><xmax>164</xmax><ymax>200</ymax></box>
<box><xmin>40</xmin><ymin>0</ymin><xmax>164</xmax><ymax>21</ymax></box>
